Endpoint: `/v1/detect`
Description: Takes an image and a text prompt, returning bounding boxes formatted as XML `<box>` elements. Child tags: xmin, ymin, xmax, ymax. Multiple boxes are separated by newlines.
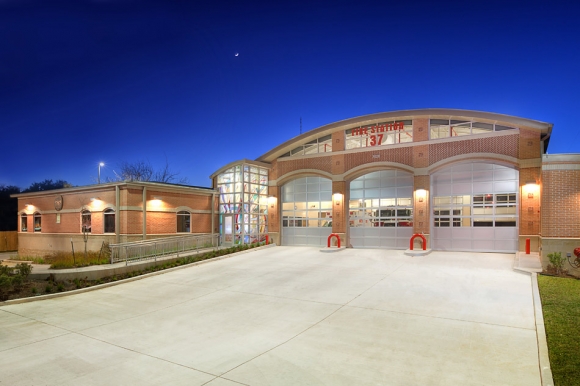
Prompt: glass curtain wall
<box><xmin>217</xmin><ymin>163</ymin><xmax>269</xmax><ymax>244</ymax></box>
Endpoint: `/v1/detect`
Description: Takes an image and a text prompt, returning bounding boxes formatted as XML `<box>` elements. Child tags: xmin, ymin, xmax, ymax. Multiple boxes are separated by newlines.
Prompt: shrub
<box><xmin>15</xmin><ymin>263</ymin><xmax>32</xmax><ymax>279</ymax></box>
<box><xmin>57</xmin><ymin>282</ymin><xmax>65</xmax><ymax>292</ymax></box>
<box><xmin>31</xmin><ymin>287</ymin><xmax>37</xmax><ymax>294</ymax></box>
<box><xmin>0</xmin><ymin>275</ymin><xmax>13</xmax><ymax>300</ymax></box>
<box><xmin>548</xmin><ymin>252</ymin><xmax>566</xmax><ymax>274</ymax></box>
<box><xmin>45</xmin><ymin>285</ymin><xmax>51</xmax><ymax>293</ymax></box>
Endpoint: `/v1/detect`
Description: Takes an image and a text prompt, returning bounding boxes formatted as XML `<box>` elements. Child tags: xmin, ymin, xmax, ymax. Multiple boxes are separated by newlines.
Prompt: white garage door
<box><xmin>431</xmin><ymin>162</ymin><xmax>519</xmax><ymax>252</ymax></box>
<box><xmin>349</xmin><ymin>170</ymin><xmax>414</xmax><ymax>249</ymax></box>
<box><xmin>281</xmin><ymin>176</ymin><xmax>333</xmax><ymax>246</ymax></box>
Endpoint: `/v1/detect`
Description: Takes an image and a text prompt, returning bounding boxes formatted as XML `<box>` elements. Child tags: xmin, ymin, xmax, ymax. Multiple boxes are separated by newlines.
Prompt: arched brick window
<box><xmin>104</xmin><ymin>209</ymin><xmax>115</xmax><ymax>233</ymax></box>
<box><xmin>20</xmin><ymin>213</ymin><xmax>27</xmax><ymax>232</ymax></box>
<box><xmin>33</xmin><ymin>212</ymin><xmax>41</xmax><ymax>232</ymax></box>
<box><xmin>81</xmin><ymin>209</ymin><xmax>91</xmax><ymax>233</ymax></box>
<box><xmin>177</xmin><ymin>211</ymin><xmax>190</xmax><ymax>233</ymax></box>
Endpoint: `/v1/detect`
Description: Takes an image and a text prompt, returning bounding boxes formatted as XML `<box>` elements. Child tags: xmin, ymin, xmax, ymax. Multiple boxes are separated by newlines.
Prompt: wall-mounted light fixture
<box><xmin>333</xmin><ymin>192</ymin><xmax>342</xmax><ymax>206</ymax></box>
<box><xmin>523</xmin><ymin>180</ymin><xmax>539</xmax><ymax>199</ymax></box>
<box><xmin>153</xmin><ymin>196</ymin><xmax>162</xmax><ymax>200</ymax></box>
<box><xmin>267</xmin><ymin>195</ymin><xmax>276</xmax><ymax>208</ymax></box>
<box><xmin>415</xmin><ymin>189</ymin><xmax>427</xmax><ymax>203</ymax></box>
<box><xmin>90</xmin><ymin>197</ymin><xmax>100</xmax><ymax>202</ymax></box>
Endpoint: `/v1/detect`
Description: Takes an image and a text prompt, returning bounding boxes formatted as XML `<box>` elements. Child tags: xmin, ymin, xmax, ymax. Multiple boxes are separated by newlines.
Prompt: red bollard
<box><xmin>265</xmin><ymin>235</ymin><xmax>269</xmax><ymax>245</ymax></box>
<box><xmin>409</xmin><ymin>234</ymin><xmax>427</xmax><ymax>251</ymax></box>
<box><xmin>327</xmin><ymin>233</ymin><xmax>341</xmax><ymax>248</ymax></box>
<box><xmin>525</xmin><ymin>238</ymin><xmax>530</xmax><ymax>254</ymax></box>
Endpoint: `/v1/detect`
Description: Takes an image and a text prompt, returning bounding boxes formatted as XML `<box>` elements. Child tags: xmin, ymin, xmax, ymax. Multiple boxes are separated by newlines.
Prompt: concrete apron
<box><xmin>0</xmin><ymin>247</ymin><xmax>550</xmax><ymax>386</ymax></box>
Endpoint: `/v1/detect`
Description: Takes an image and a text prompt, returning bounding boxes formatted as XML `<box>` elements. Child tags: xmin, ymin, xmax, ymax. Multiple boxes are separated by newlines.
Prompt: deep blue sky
<box><xmin>1</xmin><ymin>0</ymin><xmax>579</xmax><ymax>189</ymax></box>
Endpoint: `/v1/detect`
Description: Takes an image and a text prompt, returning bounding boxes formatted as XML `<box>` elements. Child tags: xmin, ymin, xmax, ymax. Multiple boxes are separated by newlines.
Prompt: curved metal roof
<box><xmin>256</xmin><ymin>109</ymin><xmax>553</xmax><ymax>163</ymax></box>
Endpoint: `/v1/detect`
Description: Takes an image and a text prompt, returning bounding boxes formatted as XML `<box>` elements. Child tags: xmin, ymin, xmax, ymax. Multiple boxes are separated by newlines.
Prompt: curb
<box><xmin>531</xmin><ymin>272</ymin><xmax>554</xmax><ymax>386</ymax></box>
<box><xmin>0</xmin><ymin>244</ymin><xmax>276</xmax><ymax>306</ymax></box>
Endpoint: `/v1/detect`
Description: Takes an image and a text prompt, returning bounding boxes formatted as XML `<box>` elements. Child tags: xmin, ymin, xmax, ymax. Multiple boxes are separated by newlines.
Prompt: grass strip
<box><xmin>538</xmin><ymin>274</ymin><xmax>580</xmax><ymax>386</ymax></box>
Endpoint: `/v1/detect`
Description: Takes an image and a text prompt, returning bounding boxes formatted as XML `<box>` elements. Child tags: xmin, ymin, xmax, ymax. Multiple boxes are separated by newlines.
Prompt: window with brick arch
<box><xmin>177</xmin><ymin>211</ymin><xmax>191</xmax><ymax>233</ymax></box>
<box><xmin>20</xmin><ymin>213</ymin><xmax>27</xmax><ymax>232</ymax></box>
<box><xmin>104</xmin><ymin>209</ymin><xmax>115</xmax><ymax>233</ymax></box>
<box><xmin>33</xmin><ymin>212</ymin><xmax>41</xmax><ymax>232</ymax></box>
<box><xmin>81</xmin><ymin>209</ymin><xmax>91</xmax><ymax>233</ymax></box>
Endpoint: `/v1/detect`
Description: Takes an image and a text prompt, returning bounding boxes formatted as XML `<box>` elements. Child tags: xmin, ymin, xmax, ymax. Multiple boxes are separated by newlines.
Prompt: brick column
<box><xmin>267</xmin><ymin>185</ymin><xmax>280</xmax><ymax>245</ymax></box>
<box><xmin>519</xmin><ymin>167</ymin><xmax>541</xmax><ymax>252</ymax></box>
<box><xmin>413</xmin><ymin>118</ymin><xmax>429</xmax><ymax>142</ymax></box>
<box><xmin>331</xmin><ymin>180</ymin><xmax>347</xmax><ymax>246</ymax></box>
<box><xmin>413</xmin><ymin>175</ymin><xmax>430</xmax><ymax>249</ymax></box>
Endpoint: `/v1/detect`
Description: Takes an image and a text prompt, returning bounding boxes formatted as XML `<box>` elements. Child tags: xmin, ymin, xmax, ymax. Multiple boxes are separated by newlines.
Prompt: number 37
<box><xmin>369</xmin><ymin>134</ymin><xmax>384</xmax><ymax>146</ymax></box>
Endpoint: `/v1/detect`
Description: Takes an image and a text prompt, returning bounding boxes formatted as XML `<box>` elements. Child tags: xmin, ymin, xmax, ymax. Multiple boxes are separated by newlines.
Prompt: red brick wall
<box><xmin>345</xmin><ymin>146</ymin><xmax>414</xmax><ymax>171</ymax></box>
<box><xmin>541</xmin><ymin>169</ymin><xmax>580</xmax><ymax>237</ymax></box>
<box><xmin>332</xmin><ymin>130</ymin><xmax>345</xmax><ymax>152</ymax></box>
<box><xmin>413</xmin><ymin>145</ymin><xmax>429</xmax><ymax>168</ymax></box>
<box><xmin>519</xmin><ymin>128</ymin><xmax>542</xmax><ymax>160</ymax></box>
<box><xmin>277</xmin><ymin>156</ymin><xmax>332</xmax><ymax>177</ymax></box>
<box><xmin>429</xmin><ymin>134</ymin><xmax>519</xmax><ymax>165</ymax></box>
<box><xmin>192</xmin><ymin>213</ymin><xmax>212</xmax><ymax>233</ymax></box>
<box><xmin>413</xmin><ymin>118</ymin><xmax>429</xmax><ymax>142</ymax></box>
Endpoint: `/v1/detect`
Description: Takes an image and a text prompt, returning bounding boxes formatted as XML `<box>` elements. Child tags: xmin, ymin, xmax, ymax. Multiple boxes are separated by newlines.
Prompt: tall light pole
<box><xmin>98</xmin><ymin>162</ymin><xmax>105</xmax><ymax>184</ymax></box>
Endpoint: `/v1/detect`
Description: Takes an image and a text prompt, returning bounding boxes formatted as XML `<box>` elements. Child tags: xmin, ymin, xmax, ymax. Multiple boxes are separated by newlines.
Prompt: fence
<box><xmin>109</xmin><ymin>233</ymin><xmax>220</xmax><ymax>264</ymax></box>
<box><xmin>0</xmin><ymin>231</ymin><xmax>17</xmax><ymax>252</ymax></box>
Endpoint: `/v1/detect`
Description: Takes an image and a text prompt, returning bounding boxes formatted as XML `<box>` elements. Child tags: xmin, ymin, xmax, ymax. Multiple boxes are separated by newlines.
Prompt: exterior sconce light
<box><xmin>415</xmin><ymin>189</ymin><xmax>427</xmax><ymax>203</ymax></box>
<box><xmin>90</xmin><ymin>197</ymin><xmax>100</xmax><ymax>202</ymax></box>
<box><xmin>333</xmin><ymin>192</ymin><xmax>342</xmax><ymax>206</ymax></box>
<box><xmin>523</xmin><ymin>181</ymin><xmax>539</xmax><ymax>199</ymax></box>
<box><xmin>267</xmin><ymin>195</ymin><xmax>276</xmax><ymax>208</ymax></box>
<box><xmin>153</xmin><ymin>196</ymin><xmax>162</xmax><ymax>201</ymax></box>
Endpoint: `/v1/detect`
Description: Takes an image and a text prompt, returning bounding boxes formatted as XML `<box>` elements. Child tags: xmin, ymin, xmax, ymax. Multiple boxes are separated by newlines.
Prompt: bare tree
<box><xmin>112</xmin><ymin>158</ymin><xmax>188</xmax><ymax>184</ymax></box>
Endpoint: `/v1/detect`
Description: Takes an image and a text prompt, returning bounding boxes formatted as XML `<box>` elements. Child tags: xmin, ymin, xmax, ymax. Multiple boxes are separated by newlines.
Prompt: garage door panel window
<box><xmin>349</xmin><ymin>170</ymin><xmax>414</xmax><ymax>237</ymax></box>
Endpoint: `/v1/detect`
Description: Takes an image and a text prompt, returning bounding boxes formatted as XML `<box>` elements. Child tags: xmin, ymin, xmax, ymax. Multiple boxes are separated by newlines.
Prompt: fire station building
<box><xmin>211</xmin><ymin>109</ymin><xmax>579</xmax><ymax>266</ymax></box>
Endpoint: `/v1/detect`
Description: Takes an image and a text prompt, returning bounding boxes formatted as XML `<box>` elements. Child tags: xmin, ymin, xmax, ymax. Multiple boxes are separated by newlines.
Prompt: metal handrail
<box><xmin>109</xmin><ymin>233</ymin><xmax>220</xmax><ymax>265</ymax></box>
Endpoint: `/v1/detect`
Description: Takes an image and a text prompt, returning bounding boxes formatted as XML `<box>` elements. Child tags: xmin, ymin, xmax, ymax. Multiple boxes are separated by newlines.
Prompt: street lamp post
<box><xmin>98</xmin><ymin>162</ymin><xmax>104</xmax><ymax>184</ymax></box>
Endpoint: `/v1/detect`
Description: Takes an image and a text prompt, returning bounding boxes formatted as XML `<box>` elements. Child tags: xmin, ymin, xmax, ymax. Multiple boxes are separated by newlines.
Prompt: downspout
<box><xmin>115</xmin><ymin>185</ymin><xmax>120</xmax><ymax>244</ymax></box>
<box><xmin>212</xmin><ymin>192</ymin><xmax>216</xmax><ymax>235</ymax></box>
<box><xmin>142</xmin><ymin>186</ymin><xmax>147</xmax><ymax>240</ymax></box>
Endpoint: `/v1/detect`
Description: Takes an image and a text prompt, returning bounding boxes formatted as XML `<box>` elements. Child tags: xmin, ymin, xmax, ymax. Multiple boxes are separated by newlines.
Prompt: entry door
<box><xmin>222</xmin><ymin>214</ymin><xmax>234</xmax><ymax>246</ymax></box>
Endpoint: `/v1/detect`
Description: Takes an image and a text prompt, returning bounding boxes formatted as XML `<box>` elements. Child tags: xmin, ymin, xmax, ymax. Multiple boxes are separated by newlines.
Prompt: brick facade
<box><xmin>14</xmin><ymin>181</ymin><xmax>218</xmax><ymax>257</ymax></box>
<box><xmin>255</xmin><ymin>109</ymin><xmax>555</xmax><ymax>254</ymax></box>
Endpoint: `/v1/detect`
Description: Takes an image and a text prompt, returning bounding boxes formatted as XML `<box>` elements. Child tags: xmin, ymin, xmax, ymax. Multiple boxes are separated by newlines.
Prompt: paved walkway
<box><xmin>0</xmin><ymin>247</ymin><xmax>543</xmax><ymax>385</ymax></box>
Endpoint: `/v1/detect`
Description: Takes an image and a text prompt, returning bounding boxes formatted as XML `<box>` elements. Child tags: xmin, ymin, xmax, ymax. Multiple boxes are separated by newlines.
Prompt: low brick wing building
<box><xmin>13</xmin><ymin>181</ymin><xmax>218</xmax><ymax>257</ymax></box>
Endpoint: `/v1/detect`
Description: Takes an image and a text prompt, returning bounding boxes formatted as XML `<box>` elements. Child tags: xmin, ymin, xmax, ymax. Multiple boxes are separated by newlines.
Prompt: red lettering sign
<box><xmin>350</xmin><ymin>122</ymin><xmax>404</xmax><ymax>147</ymax></box>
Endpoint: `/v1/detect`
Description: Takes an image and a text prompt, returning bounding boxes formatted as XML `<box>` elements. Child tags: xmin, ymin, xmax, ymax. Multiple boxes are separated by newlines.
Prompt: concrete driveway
<box><xmin>0</xmin><ymin>247</ymin><xmax>540</xmax><ymax>385</ymax></box>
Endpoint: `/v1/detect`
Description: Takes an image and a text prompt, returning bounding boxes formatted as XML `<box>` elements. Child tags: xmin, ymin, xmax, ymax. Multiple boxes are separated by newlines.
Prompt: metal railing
<box><xmin>110</xmin><ymin>233</ymin><xmax>220</xmax><ymax>264</ymax></box>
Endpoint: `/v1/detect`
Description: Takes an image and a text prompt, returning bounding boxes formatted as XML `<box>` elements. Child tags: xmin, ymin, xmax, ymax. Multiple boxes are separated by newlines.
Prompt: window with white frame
<box><xmin>280</xmin><ymin>134</ymin><xmax>333</xmax><ymax>158</ymax></box>
<box><xmin>429</xmin><ymin>119</ymin><xmax>516</xmax><ymax>139</ymax></box>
